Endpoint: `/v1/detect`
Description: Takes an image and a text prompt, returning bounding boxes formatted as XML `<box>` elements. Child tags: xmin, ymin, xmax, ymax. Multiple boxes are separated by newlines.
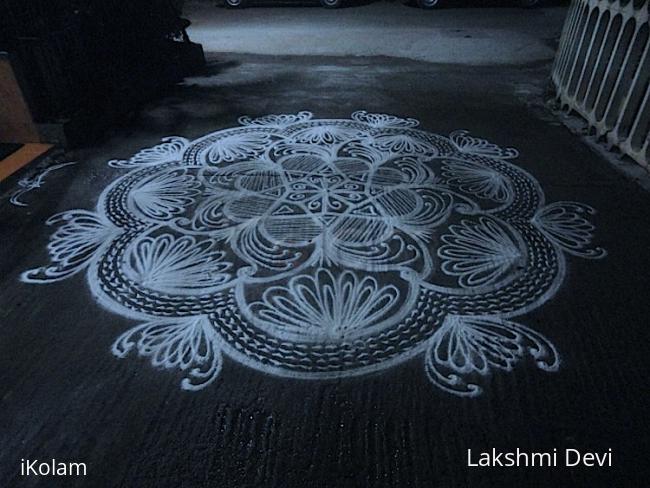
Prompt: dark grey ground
<box><xmin>1</xmin><ymin>6</ymin><xmax>650</xmax><ymax>488</ymax></box>
<box><xmin>185</xmin><ymin>1</ymin><xmax>566</xmax><ymax>65</ymax></box>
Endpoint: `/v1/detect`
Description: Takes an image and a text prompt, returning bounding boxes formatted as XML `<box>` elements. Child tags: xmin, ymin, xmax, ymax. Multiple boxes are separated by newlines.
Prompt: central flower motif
<box><xmin>186</xmin><ymin>137</ymin><xmax>451</xmax><ymax>274</ymax></box>
<box><xmin>22</xmin><ymin>111</ymin><xmax>606</xmax><ymax>396</ymax></box>
<box><xmin>220</xmin><ymin>154</ymin><xmax>384</xmax><ymax>246</ymax></box>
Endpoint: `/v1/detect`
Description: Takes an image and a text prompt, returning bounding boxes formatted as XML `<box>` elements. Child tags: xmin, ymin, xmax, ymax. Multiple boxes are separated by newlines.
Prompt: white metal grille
<box><xmin>553</xmin><ymin>0</ymin><xmax>650</xmax><ymax>168</ymax></box>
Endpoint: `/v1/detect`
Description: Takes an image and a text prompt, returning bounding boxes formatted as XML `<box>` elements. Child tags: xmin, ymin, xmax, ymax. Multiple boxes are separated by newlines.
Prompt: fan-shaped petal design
<box><xmin>206</xmin><ymin>133</ymin><xmax>272</xmax><ymax>164</ymax></box>
<box><xmin>238</xmin><ymin>111</ymin><xmax>313</xmax><ymax>128</ymax></box>
<box><xmin>351</xmin><ymin>110</ymin><xmax>420</xmax><ymax>128</ymax></box>
<box><xmin>443</xmin><ymin>160</ymin><xmax>511</xmax><ymax>202</ymax></box>
<box><xmin>129</xmin><ymin>170</ymin><xmax>201</xmax><ymax>220</ymax></box>
<box><xmin>450</xmin><ymin>130</ymin><xmax>518</xmax><ymax>159</ymax></box>
<box><xmin>124</xmin><ymin>234</ymin><xmax>231</xmax><ymax>292</ymax></box>
<box><xmin>373</xmin><ymin>134</ymin><xmax>435</xmax><ymax>154</ymax></box>
<box><xmin>112</xmin><ymin>316</ymin><xmax>222</xmax><ymax>391</ymax></box>
<box><xmin>251</xmin><ymin>269</ymin><xmax>400</xmax><ymax>340</ymax></box>
<box><xmin>425</xmin><ymin>315</ymin><xmax>559</xmax><ymax>396</ymax></box>
<box><xmin>108</xmin><ymin>137</ymin><xmax>189</xmax><ymax>168</ymax></box>
<box><xmin>21</xmin><ymin>211</ymin><xmax>118</xmax><ymax>283</ymax></box>
<box><xmin>532</xmin><ymin>202</ymin><xmax>606</xmax><ymax>258</ymax></box>
<box><xmin>292</xmin><ymin>125</ymin><xmax>361</xmax><ymax>145</ymax></box>
<box><xmin>439</xmin><ymin>217</ymin><xmax>522</xmax><ymax>288</ymax></box>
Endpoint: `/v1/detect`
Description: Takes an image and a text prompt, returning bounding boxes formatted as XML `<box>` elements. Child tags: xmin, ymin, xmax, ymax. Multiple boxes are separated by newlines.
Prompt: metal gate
<box><xmin>552</xmin><ymin>0</ymin><xmax>650</xmax><ymax>169</ymax></box>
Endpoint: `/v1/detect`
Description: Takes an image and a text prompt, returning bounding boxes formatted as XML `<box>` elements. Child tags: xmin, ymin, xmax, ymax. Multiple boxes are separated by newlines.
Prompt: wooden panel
<box><xmin>0</xmin><ymin>143</ymin><xmax>52</xmax><ymax>181</ymax></box>
<box><xmin>0</xmin><ymin>52</ymin><xmax>40</xmax><ymax>144</ymax></box>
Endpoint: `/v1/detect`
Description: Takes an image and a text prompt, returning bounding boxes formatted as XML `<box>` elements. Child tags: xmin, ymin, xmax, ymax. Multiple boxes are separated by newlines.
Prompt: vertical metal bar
<box><xmin>616</xmin><ymin>38</ymin><xmax>650</xmax><ymax>145</ymax></box>
<box><xmin>581</xmin><ymin>13</ymin><xmax>614</xmax><ymax>105</ymax></box>
<box><xmin>592</xmin><ymin>18</ymin><xmax>632</xmax><ymax>123</ymax></box>
<box><xmin>553</xmin><ymin>0</ymin><xmax>650</xmax><ymax>167</ymax></box>
<box><xmin>571</xmin><ymin>7</ymin><xmax>605</xmax><ymax>99</ymax></box>
<box><xmin>554</xmin><ymin>1</ymin><xmax>583</xmax><ymax>78</ymax></box>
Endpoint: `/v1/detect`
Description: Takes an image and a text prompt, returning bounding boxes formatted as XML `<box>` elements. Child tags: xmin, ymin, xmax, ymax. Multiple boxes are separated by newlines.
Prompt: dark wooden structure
<box><xmin>0</xmin><ymin>0</ymin><xmax>204</xmax><ymax>146</ymax></box>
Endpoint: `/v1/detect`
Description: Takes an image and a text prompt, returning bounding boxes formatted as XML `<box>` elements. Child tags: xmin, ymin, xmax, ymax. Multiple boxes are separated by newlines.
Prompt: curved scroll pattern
<box><xmin>532</xmin><ymin>202</ymin><xmax>607</xmax><ymax>259</ymax></box>
<box><xmin>21</xmin><ymin>211</ymin><xmax>119</xmax><ymax>283</ymax></box>
<box><xmin>111</xmin><ymin>316</ymin><xmax>223</xmax><ymax>391</ymax></box>
<box><xmin>425</xmin><ymin>315</ymin><xmax>560</xmax><ymax>397</ymax></box>
<box><xmin>21</xmin><ymin>111</ymin><xmax>605</xmax><ymax>396</ymax></box>
<box><xmin>450</xmin><ymin>130</ymin><xmax>519</xmax><ymax>159</ymax></box>
<box><xmin>108</xmin><ymin>137</ymin><xmax>189</xmax><ymax>168</ymax></box>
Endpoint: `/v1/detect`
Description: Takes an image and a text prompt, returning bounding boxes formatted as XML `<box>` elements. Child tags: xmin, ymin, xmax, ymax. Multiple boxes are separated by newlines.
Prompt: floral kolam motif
<box><xmin>22</xmin><ymin>112</ymin><xmax>606</xmax><ymax>396</ymax></box>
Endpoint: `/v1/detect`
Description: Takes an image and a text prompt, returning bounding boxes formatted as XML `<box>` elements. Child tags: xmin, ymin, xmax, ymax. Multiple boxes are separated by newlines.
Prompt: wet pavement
<box><xmin>1</xmin><ymin>5</ymin><xmax>650</xmax><ymax>488</ymax></box>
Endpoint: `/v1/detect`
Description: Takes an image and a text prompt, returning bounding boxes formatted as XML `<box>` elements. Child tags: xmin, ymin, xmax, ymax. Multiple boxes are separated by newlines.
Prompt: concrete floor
<box><xmin>1</xmin><ymin>3</ymin><xmax>649</xmax><ymax>488</ymax></box>
<box><xmin>187</xmin><ymin>1</ymin><xmax>566</xmax><ymax>65</ymax></box>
